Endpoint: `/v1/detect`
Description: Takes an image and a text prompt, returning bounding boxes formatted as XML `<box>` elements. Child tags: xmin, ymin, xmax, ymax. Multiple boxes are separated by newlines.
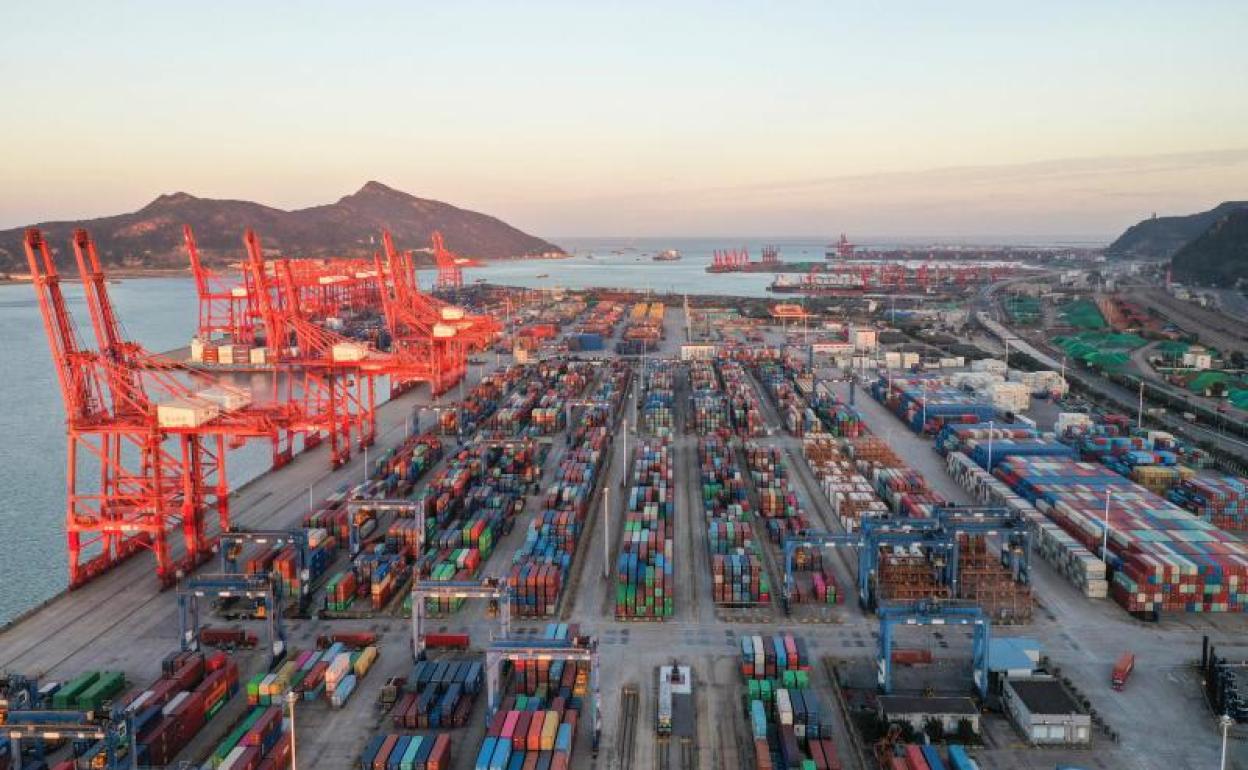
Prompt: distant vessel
<box><xmin>653</xmin><ymin>249</ymin><xmax>682</xmax><ymax>262</ymax></box>
<box><xmin>826</xmin><ymin>233</ymin><xmax>856</xmax><ymax>260</ymax></box>
<box><xmin>535</xmin><ymin>273</ymin><xmax>550</xmax><ymax>278</ymax></box>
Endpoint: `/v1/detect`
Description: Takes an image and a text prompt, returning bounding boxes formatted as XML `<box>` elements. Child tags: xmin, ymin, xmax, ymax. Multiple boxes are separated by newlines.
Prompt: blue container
<box><xmin>476</xmin><ymin>737</ymin><xmax>497</xmax><ymax>770</ymax></box>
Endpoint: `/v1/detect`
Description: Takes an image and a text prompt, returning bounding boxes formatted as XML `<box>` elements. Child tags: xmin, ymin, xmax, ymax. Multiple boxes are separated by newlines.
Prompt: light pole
<box><xmin>1220</xmin><ymin>713</ymin><xmax>1233</xmax><ymax>770</ymax></box>
<box><xmin>286</xmin><ymin>690</ymin><xmax>299</xmax><ymax>770</ymax></box>
<box><xmin>986</xmin><ymin>419</ymin><xmax>995</xmax><ymax>471</ymax></box>
<box><xmin>602</xmin><ymin>487</ymin><xmax>611</xmax><ymax>580</ymax></box>
<box><xmin>1102</xmin><ymin>489</ymin><xmax>1112</xmax><ymax>566</ymax></box>
<box><xmin>620</xmin><ymin>417</ymin><xmax>629</xmax><ymax>490</ymax></box>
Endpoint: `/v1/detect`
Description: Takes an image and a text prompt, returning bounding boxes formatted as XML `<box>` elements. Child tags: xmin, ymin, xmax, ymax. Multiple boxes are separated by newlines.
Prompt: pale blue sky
<box><xmin>1</xmin><ymin>1</ymin><xmax>1245</xmax><ymax>238</ymax></box>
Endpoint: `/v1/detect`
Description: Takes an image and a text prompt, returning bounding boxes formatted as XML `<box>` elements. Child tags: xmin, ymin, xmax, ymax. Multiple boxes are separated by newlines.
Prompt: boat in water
<box><xmin>652</xmin><ymin>249</ymin><xmax>681</xmax><ymax>262</ymax></box>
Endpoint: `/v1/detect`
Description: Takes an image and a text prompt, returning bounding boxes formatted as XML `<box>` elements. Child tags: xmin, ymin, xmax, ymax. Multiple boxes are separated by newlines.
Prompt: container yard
<box><xmin>5</xmin><ymin>281</ymin><xmax>1248</xmax><ymax>770</ymax></box>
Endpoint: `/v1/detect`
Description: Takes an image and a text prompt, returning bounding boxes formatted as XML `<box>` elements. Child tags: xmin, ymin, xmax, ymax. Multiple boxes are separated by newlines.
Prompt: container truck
<box><xmin>1111</xmin><ymin>652</ymin><xmax>1135</xmax><ymax>691</ymax></box>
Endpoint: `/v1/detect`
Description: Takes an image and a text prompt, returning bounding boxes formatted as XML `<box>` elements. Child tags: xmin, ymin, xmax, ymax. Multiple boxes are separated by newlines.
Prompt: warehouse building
<box><xmin>878</xmin><ymin>695</ymin><xmax>980</xmax><ymax>736</ymax></box>
<box><xmin>1002</xmin><ymin>677</ymin><xmax>1091</xmax><ymax>746</ymax></box>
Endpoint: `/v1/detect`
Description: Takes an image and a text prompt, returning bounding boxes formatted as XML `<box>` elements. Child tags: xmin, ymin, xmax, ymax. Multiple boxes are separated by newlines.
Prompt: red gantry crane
<box><xmin>184</xmin><ymin>224</ymin><xmax>256</xmax><ymax>344</ymax></box>
<box><xmin>432</xmin><ymin>230</ymin><xmax>482</xmax><ymax>292</ymax></box>
<box><xmin>28</xmin><ymin>228</ymin><xmax>302</xmax><ymax>588</ymax></box>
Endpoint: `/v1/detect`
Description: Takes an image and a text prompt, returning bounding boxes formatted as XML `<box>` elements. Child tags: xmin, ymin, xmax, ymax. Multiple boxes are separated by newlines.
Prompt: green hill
<box><xmin>1106</xmin><ymin>201</ymin><xmax>1248</xmax><ymax>260</ymax></box>
<box><xmin>1170</xmin><ymin>209</ymin><xmax>1248</xmax><ymax>286</ymax></box>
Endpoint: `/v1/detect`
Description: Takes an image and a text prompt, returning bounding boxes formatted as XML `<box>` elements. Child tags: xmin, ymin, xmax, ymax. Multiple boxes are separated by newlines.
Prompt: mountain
<box><xmin>1170</xmin><ymin>209</ymin><xmax>1248</xmax><ymax>286</ymax></box>
<box><xmin>0</xmin><ymin>181</ymin><xmax>562</xmax><ymax>273</ymax></box>
<box><xmin>1105</xmin><ymin>201</ymin><xmax>1248</xmax><ymax>260</ymax></box>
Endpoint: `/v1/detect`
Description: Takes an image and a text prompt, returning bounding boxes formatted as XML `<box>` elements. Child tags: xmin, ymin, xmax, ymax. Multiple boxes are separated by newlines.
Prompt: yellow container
<box><xmin>353</xmin><ymin>645</ymin><xmax>379</xmax><ymax>677</ymax></box>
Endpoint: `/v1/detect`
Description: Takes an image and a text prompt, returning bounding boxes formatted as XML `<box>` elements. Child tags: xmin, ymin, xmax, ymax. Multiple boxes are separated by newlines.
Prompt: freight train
<box><xmin>656</xmin><ymin>664</ymin><xmax>692</xmax><ymax>737</ymax></box>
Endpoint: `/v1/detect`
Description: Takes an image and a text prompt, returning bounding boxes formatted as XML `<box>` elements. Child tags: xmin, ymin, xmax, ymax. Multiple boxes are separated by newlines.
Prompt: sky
<box><xmin>1</xmin><ymin>1</ymin><xmax>1245</xmax><ymax>240</ymax></box>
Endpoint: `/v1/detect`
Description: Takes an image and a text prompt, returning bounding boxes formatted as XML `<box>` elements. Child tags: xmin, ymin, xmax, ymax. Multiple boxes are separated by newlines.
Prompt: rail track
<box><xmin>618</xmin><ymin>684</ymin><xmax>640</xmax><ymax>770</ymax></box>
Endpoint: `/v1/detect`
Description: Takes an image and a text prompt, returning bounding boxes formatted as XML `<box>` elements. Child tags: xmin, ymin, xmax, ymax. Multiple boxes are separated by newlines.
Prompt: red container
<box><xmin>257</xmin><ymin>730</ymin><xmax>292</xmax><ymax>770</ymax></box>
<box><xmin>426</xmin><ymin>733</ymin><xmax>451</xmax><ymax>770</ymax></box>
<box><xmin>373</xmin><ymin>734</ymin><xmax>398</xmax><ymax>770</ymax></box>
<box><xmin>890</xmin><ymin>649</ymin><xmax>933</xmax><ymax>665</ymax></box>
<box><xmin>1112</xmin><ymin>652</ymin><xmax>1135</xmax><ymax>690</ymax></box>
<box><xmin>425</xmin><ymin>632</ymin><xmax>470</xmax><ymax>649</ymax></box>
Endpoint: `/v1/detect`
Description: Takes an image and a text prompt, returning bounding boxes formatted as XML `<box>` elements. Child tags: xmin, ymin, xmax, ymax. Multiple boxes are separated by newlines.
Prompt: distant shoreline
<box><xmin>0</xmin><ymin>253</ymin><xmax>574</xmax><ymax>286</ymax></box>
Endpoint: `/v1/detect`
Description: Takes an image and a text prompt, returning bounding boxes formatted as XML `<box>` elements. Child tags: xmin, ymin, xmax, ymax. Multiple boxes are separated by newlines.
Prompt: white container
<box><xmin>162</xmin><ymin>691</ymin><xmax>190</xmax><ymax>717</ymax></box>
<box><xmin>126</xmin><ymin>690</ymin><xmax>155</xmax><ymax>713</ymax></box>
<box><xmin>775</xmin><ymin>689</ymin><xmax>794</xmax><ymax>726</ymax></box>
<box><xmin>219</xmin><ymin>745</ymin><xmax>247</xmax><ymax>770</ymax></box>
<box><xmin>433</xmin><ymin>323</ymin><xmax>457</xmax><ymax>339</ymax></box>
<box><xmin>157</xmin><ymin>399</ymin><xmax>220</xmax><ymax>428</ymax></box>
<box><xmin>196</xmin><ymin>386</ymin><xmax>252</xmax><ymax>411</ymax></box>
<box><xmin>331</xmin><ymin>342</ymin><xmax>368</xmax><ymax>362</ymax></box>
<box><xmin>441</xmin><ymin>306</ymin><xmax>466</xmax><ymax>321</ymax></box>
<box><xmin>249</xmin><ymin>347</ymin><xmax>269</xmax><ymax>365</ymax></box>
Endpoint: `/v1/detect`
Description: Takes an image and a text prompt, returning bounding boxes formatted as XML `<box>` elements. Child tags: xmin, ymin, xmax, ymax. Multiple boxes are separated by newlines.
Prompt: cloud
<box><xmin>531</xmin><ymin>148</ymin><xmax>1248</xmax><ymax>237</ymax></box>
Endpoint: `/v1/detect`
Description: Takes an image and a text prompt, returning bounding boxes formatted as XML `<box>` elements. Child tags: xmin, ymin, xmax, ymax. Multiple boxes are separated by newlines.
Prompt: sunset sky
<box><xmin>2</xmin><ymin>0</ymin><xmax>1244</xmax><ymax>239</ymax></box>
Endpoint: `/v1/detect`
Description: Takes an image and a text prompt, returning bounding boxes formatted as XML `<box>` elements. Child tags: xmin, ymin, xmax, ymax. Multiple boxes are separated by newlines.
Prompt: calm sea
<box><xmin>0</xmin><ymin>235</ymin><xmax>1095</xmax><ymax>622</ymax></box>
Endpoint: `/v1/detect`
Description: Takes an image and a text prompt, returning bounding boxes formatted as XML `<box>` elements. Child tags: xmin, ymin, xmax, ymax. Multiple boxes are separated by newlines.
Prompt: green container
<box><xmin>52</xmin><ymin>671</ymin><xmax>100</xmax><ymax>710</ymax></box>
<box><xmin>76</xmin><ymin>671</ymin><xmax>124</xmax><ymax>711</ymax></box>
<box><xmin>212</xmin><ymin>707</ymin><xmax>265</xmax><ymax>766</ymax></box>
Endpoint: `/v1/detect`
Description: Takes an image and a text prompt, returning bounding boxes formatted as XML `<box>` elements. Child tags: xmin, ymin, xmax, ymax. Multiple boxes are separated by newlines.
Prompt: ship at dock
<box><xmin>768</xmin><ymin>271</ymin><xmax>867</xmax><ymax>296</ymax></box>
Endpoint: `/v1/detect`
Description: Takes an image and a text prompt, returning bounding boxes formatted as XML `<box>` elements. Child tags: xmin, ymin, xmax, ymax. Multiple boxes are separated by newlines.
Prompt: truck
<box><xmin>1111</xmin><ymin>652</ymin><xmax>1135</xmax><ymax>690</ymax></box>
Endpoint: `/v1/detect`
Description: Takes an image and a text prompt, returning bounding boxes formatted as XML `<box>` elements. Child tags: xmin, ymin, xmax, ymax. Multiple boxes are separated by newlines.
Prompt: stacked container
<box><xmin>700</xmin><ymin>436</ymin><xmax>770</xmax><ymax>606</ymax></box>
<box><xmin>129</xmin><ymin>651</ymin><xmax>239</xmax><ymax>766</ymax></box>
<box><xmin>616</xmin><ymin>441</ymin><xmax>675</xmax><ymax>619</ymax></box>
<box><xmin>995</xmin><ymin>456</ymin><xmax>1248</xmax><ymax>616</ymax></box>
<box><xmin>393</xmin><ymin>657</ymin><xmax>483</xmax><ymax>729</ymax></box>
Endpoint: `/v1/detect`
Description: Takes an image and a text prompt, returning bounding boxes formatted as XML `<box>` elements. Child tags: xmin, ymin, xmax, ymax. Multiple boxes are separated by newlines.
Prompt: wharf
<box><xmin>2</xmin><ymin>302</ymin><xmax>1246</xmax><ymax>770</ymax></box>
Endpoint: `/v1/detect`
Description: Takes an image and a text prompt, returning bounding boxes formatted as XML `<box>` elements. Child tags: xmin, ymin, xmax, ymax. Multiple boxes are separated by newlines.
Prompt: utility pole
<box><xmin>1137</xmin><ymin>380</ymin><xmax>1144</xmax><ymax>430</ymax></box>
<box><xmin>287</xmin><ymin>691</ymin><xmax>299</xmax><ymax>770</ymax></box>
<box><xmin>602</xmin><ymin>487</ymin><xmax>611</xmax><ymax>580</ymax></box>
<box><xmin>1102</xmin><ymin>490</ymin><xmax>1112</xmax><ymax>566</ymax></box>
<box><xmin>986</xmin><ymin>419</ymin><xmax>995</xmax><ymax>471</ymax></box>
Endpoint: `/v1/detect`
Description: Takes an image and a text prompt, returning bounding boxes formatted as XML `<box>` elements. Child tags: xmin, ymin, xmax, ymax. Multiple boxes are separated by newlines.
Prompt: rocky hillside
<box><xmin>1106</xmin><ymin>201</ymin><xmax>1248</xmax><ymax>260</ymax></box>
<box><xmin>1170</xmin><ymin>208</ymin><xmax>1248</xmax><ymax>286</ymax></box>
<box><xmin>0</xmin><ymin>181</ymin><xmax>562</xmax><ymax>272</ymax></box>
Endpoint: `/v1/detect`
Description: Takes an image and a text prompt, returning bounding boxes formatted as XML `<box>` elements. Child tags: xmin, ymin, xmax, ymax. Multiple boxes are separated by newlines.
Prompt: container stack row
<box><xmin>946</xmin><ymin>451</ymin><xmax>1107</xmax><ymax>599</ymax></box>
<box><xmin>934</xmin><ymin>422</ymin><xmax>1036</xmax><ymax>457</ymax></box>
<box><xmin>717</xmin><ymin>359</ymin><xmax>765</xmax><ymax>437</ymax></box>
<box><xmin>641</xmin><ymin>363</ymin><xmax>675</xmax><ymax>437</ymax></box>
<box><xmin>994</xmin><ymin>456</ymin><xmax>1248</xmax><ymax>616</ymax></box>
<box><xmin>509</xmin><ymin>362</ymin><xmax>630</xmax><ymax>616</ymax></box>
<box><xmin>471</xmin><ymin>625</ymin><xmax>588</xmax><ymax>770</ymax></box>
<box><xmin>756</xmin><ymin>362</ymin><xmax>820</xmax><ymax>437</ymax></box>
<box><xmin>699</xmin><ymin>436</ymin><xmax>770</xmax><ymax>606</ymax></box>
<box><xmin>207</xmin><ymin>704</ymin><xmax>292</xmax><ymax>770</ymax></box>
<box><xmin>690</xmin><ymin>360</ymin><xmax>731</xmax><ymax>435</ymax></box>
<box><xmin>393</xmin><ymin>657</ymin><xmax>483</xmax><ymax>729</ymax></box>
<box><xmin>618</xmin><ymin>302</ymin><xmax>664</xmax><ymax>354</ymax></box>
<box><xmin>871</xmin><ymin>376</ymin><xmax>997</xmax><ymax>435</ymax></box>
<box><xmin>806</xmin><ymin>381</ymin><xmax>863</xmax><ymax>438</ymax></box>
<box><xmin>359</xmin><ymin>733</ymin><xmax>452</xmax><ymax>770</ymax></box>
<box><xmin>413</xmin><ymin>437</ymin><xmax>545</xmax><ymax>615</ymax></box>
<box><xmin>1170</xmin><ymin>475</ymin><xmax>1248</xmax><ymax>531</ymax></box>
<box><xmin>744</xmin><ymin>443</ymin><xmax>837</xmax><ymax>604</ymax></box>
<box><xmin>802</xmin><ymin>436</ymin><xmax>888</xmax><ymax>532</ymax></box>
<box><xmin>616</xmin><ymin>440</ymin><xmax>675</xmax><ymax>619</ymax></box>
<box><xmin>744</xmin><ymin>443</ymin><xmax>812</xmax><ymax>543</ymax></box>
<box><xmin>739</xmin><ymin>634</ymin><xmax>840</xmax><ymax>770</ymax></box>
<box><xmin>257</xmin><ymin>639</ymin><xmax>378</xmax><ymax>708</ymax></box>
<box><xmin>125</xmin><ymin>651</ymin><xmax>239</xmax><ymax>766</ymax></box>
